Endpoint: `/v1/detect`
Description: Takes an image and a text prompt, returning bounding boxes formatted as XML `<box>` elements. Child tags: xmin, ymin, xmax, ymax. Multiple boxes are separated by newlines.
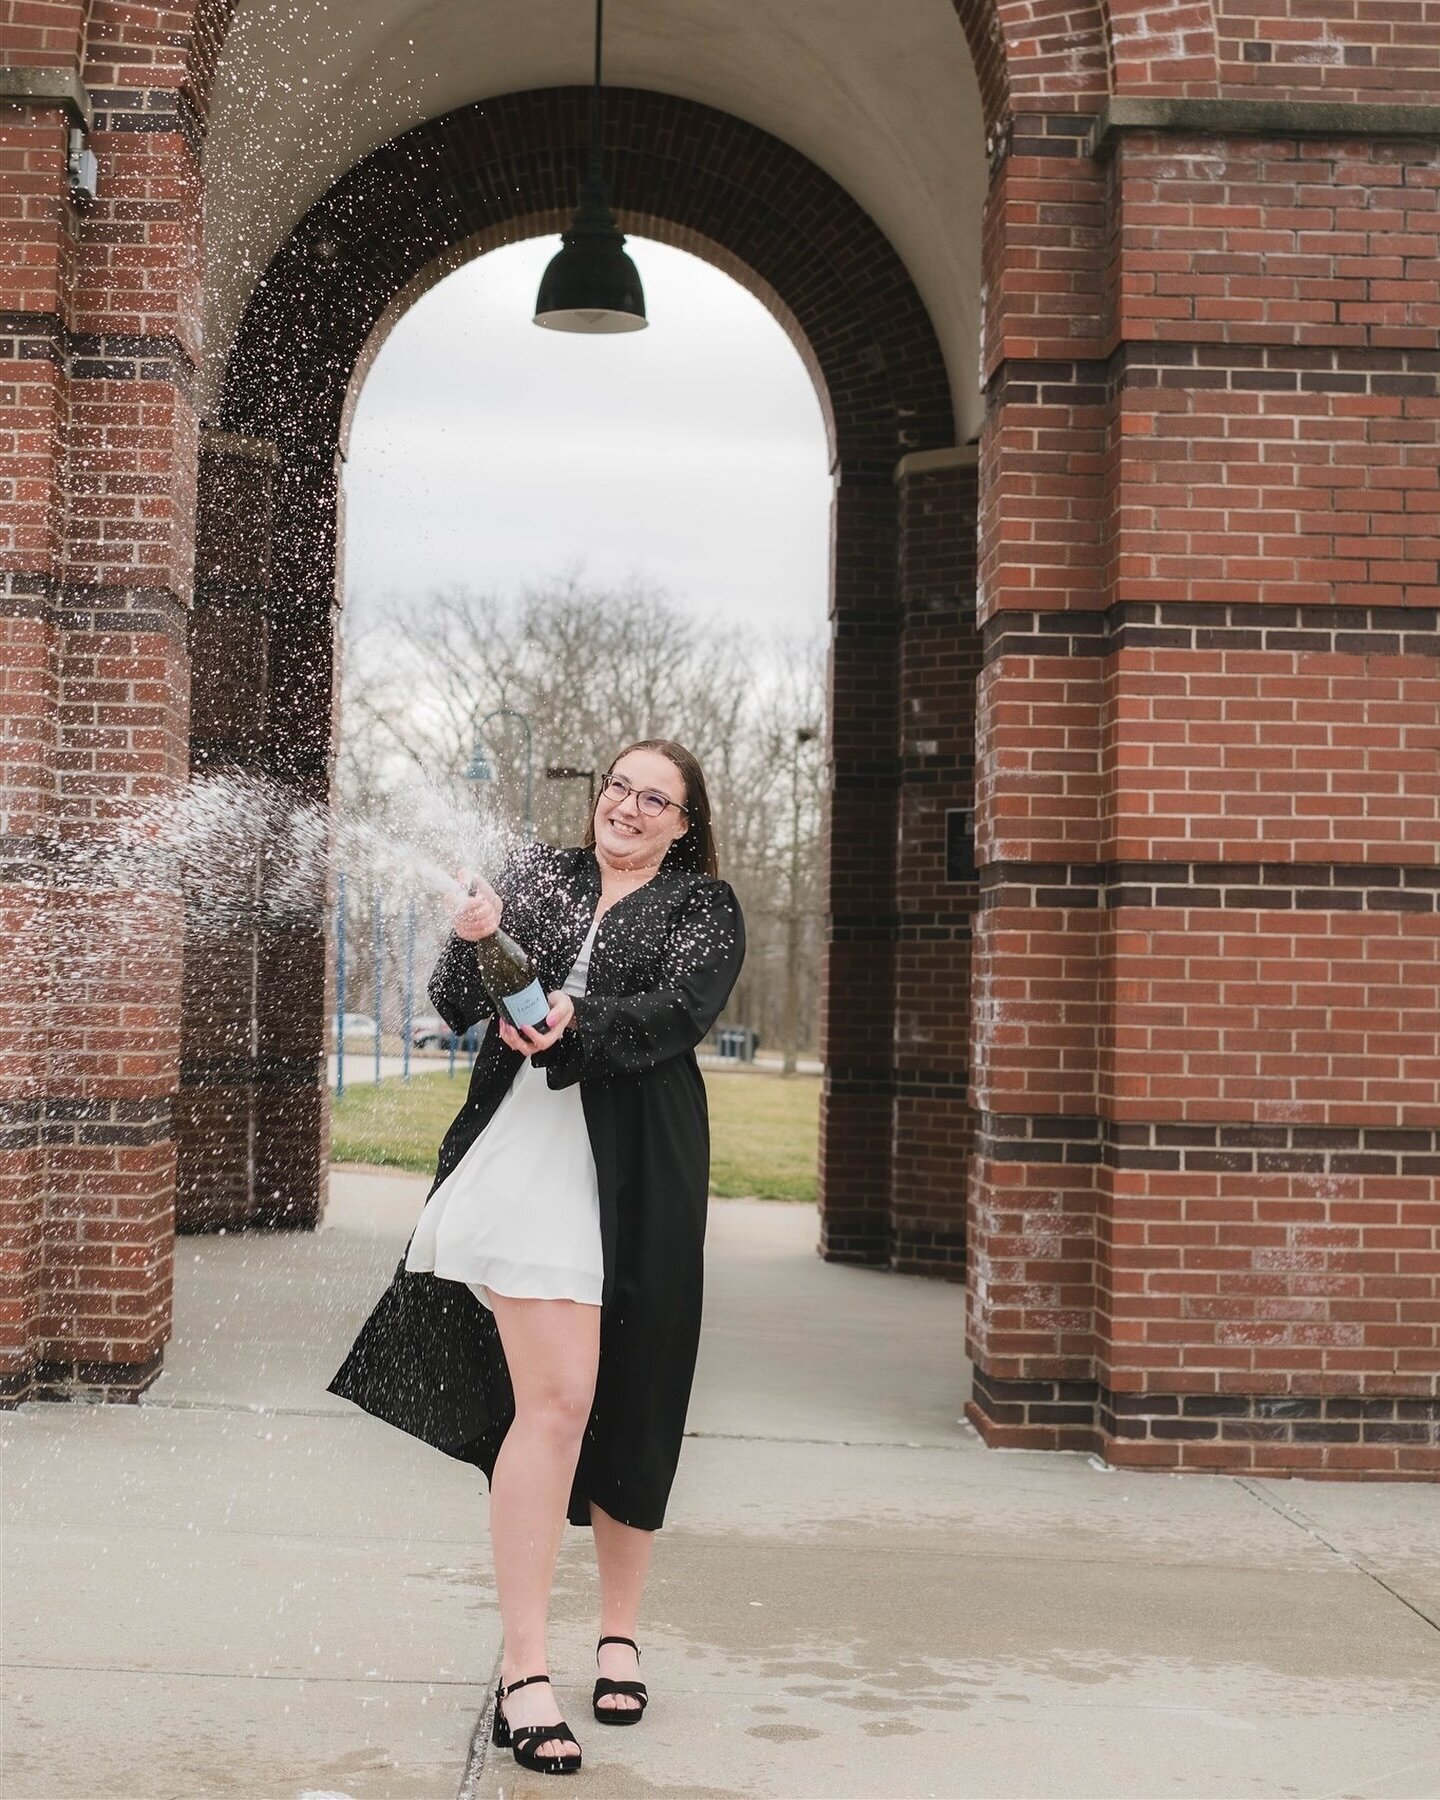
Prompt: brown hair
<box><xmin>584</xmin><ymin>739</ymin><xmax>719</xmax><ymax>878</ymax></box>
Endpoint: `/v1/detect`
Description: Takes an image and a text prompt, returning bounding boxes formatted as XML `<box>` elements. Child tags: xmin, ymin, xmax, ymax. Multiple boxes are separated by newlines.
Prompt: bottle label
<box><xmin>501</xmin><ymin>978</ymin><xmax>551</xmax><ymax>1031</ymax></box>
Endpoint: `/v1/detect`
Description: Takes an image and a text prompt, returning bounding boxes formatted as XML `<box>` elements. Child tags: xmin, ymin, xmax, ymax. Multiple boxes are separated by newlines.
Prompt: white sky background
<box><xmin>342</xmin><ymin>238</ymin><xmax>833</xmax><ymax>642</ymax></box>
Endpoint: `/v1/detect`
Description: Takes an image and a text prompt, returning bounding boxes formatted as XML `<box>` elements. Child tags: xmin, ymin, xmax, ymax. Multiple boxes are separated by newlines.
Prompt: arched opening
<box><xmin>328</xmin><ymin>234</ymin><xmax>832</xmax><ymax>1185</ymax></box>
<box><xmin>179</xmin><ymin>89</ymin><xmax>981</xmax><ymax>1309</ymax></box>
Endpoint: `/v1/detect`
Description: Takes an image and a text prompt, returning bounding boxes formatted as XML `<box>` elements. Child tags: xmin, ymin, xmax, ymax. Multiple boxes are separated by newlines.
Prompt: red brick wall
<box><xmin>0</xmin><ymin>5</ymin><xmax>85</xmax><ymax>69</ymax></box>
<box><xmin>952</xmin><ymin>0</ymin><xmax>1440</xmax><ymax>116</ymax></box>
<box><xmin>890</xmin><ymin>455</ymin><xmax>982</xmax><ymax>1277</ymax></box>
<box><xmin>175</xmin><ymin>435</ymin><xmax>272</xmax><ymax>1230</ymax></box>
<box><xmin>820</xmin><ymin>471</ymin><xmax>903</xmax><ymax>1268</ymax></box>
<box><xmin>4</xmin><ymin>2</ymin><xmax>1440</xmax><ymax>1477</ymax></box>
<box><xmin>968</xmin><ymin>107</ymin><xmax>1440</xmax><ymax>1476</ymax></box>
<box><xmin>1</xmin><ymin>11</ymin><xmax>210</xmax><ymax>1398</ymax></box>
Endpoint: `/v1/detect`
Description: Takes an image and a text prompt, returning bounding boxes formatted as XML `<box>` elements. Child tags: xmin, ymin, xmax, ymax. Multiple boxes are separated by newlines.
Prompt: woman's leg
<box><xmin>485</xmin><ymin>1291</ymin><xmax>601</xmax><ymax>1757</ymax></box>
<box><xmin>591</xmin><ymin>1500</ymin><xmax>656</xmax><ymax>1713</ymax></box>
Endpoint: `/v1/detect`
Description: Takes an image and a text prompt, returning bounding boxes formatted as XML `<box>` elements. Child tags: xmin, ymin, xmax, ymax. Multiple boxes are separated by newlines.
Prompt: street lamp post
<box><xmin>465</xmin><ymin>709</ymin><xmax>535</xmax><ymax>839</ymax></box>
<box><xmin>782</xmin><ymin>726</ymin><xmax>819</xmax><ymax>1077</ymax></box>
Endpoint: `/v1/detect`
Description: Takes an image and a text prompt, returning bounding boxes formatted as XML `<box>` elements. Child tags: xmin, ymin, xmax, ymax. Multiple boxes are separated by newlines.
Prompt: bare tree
<box><xmin>338</xmin><ymin>578</ymin><xmax>827</xmax><ymax>1056</ymax></box>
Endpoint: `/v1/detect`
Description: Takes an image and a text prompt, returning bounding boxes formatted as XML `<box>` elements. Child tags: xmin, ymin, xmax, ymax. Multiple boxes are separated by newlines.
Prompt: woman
<box><xmin>328</xmin><ymin>740</ymin><xmax>745</xmax><ymax>1776</ymax></box>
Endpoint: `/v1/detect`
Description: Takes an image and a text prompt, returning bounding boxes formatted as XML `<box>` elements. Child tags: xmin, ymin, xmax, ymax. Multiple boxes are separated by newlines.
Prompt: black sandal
<box><xmin>592</xmin><ymin>1634</ymin><xmax>649</xmax><ymax>1725</ymax></box>
<box><xmin>491</xmin><ymin>1672</ymin><xmax>582</xmax><ymax>1775</ymax></box>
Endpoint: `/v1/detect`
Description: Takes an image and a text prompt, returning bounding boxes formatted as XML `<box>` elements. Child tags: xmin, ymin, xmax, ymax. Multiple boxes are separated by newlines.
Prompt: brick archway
<box><xmin>6</xmin><ymin>0</ymin><xmax>1439</xmax><ymax>1478</ymax></box>
<box><xmin>182</xmin><ymin>88</ymin><xmax>980</xmax><ymax>1314</ymax></box>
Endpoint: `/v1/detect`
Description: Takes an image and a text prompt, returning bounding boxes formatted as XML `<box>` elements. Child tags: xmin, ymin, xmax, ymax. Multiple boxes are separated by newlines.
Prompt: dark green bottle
<box><xmin>471</xmin><ymin>928</ymin><xmax>551</xmax><ymax>1030</ymax></box>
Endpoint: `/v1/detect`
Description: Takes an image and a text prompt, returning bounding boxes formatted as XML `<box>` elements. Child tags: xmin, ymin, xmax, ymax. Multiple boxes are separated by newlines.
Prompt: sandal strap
<box><xmin>596</xmin><ymin>1635</ymin><xmax>641</xmax><ymax>1658</ymax></box>
<box><xmin>510</xmin><ymin>1720</ymin><xmax>578</xmax><ymax>1750</ymax></box>
<box><xmin>499</xmin><ymin>1671</ymin><xmax>551</xmax><ymax>1698</ymax></box>
<box><xmin>594</xmin><ymin>1678</ymin><xmax>648</xmax><ymax>1700</ymax></box>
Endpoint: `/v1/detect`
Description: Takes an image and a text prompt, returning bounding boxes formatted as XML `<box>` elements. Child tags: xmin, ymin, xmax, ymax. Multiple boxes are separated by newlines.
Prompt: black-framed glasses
<box><xmin>599</xmin><ymin>772</ymin><xmax>690</xmax><ymax>819</ymax></box>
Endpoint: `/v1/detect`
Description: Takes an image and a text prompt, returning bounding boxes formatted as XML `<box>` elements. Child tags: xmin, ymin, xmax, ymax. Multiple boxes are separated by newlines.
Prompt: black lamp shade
<box><xmin>534</xmin><ymin>174</ymin><xmax>647</xmax><ymax>333</ymax></box>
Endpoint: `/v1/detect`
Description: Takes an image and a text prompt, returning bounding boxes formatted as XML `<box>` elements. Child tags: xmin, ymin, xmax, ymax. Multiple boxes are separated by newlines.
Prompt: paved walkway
<box><xmin>3</xmin><ymin>1170</ymin><xmax>1438</xmax><ymax>1799</ymax></box>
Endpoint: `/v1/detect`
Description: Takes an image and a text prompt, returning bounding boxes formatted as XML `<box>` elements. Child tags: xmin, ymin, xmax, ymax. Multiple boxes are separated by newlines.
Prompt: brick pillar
<box><xmin>969</xmin><ymin>103</ymin><xmax>1440</xmax><ymax>1478</ymax></box>
<box><xmin>0</xmin><ymin>74</ymin><xmax>75</xmax><ymax>1399</ymax></box>
<box><xmin>0</xmin><ymin>611</ymin><xmax>57</xmax><ymax>1402</ymax></box>
<box><xmin>251</xmin><ymin>448</ymin><xmax>339</xmax><ymax>1229</ymax></box>
<box><xmin>819</xmin><ymin>464</ymin><xmax>900</xmax><ymax>1266</ymax></box>
<box><xmin>890</xmin><ymin>449</ymin><xmax>980</xmax><ymax>1278</ymax></box>
<box><xmin>1</xmin><ymin>49</ymin><xmax>202</xmax><ymax>1400</ymax></box>
<box><xmin>965</xmin><ymin>119</ymin><xmax>1110</xmax><ymax>1444</ymax></box>
<box><xmin>178</xmin><ymin>439</ymin><xmax>336</xmax><ymax>1232</ymax></box>
<box><xmin>176</xmin><ymin>432</ymin><xmax>277</xmax><ymax>1230</ymax></box>
<box><xmin>1087</xmin><ymin>116</ymin><xmax>1440</xmax><ymax>1478</ymax></box>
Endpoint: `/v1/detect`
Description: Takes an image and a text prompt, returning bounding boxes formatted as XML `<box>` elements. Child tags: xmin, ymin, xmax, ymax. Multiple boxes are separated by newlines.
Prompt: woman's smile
<box><xmin>593</xmin><ymin>749</ymin><xmax>690</xmax><ymax>870</ymax></box>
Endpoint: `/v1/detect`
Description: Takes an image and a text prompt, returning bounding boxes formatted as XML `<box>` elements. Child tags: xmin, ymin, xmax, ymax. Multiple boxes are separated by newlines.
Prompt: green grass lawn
<box><xmin>330</xmin><ymin>1065</ymin><xmax>820</xmax><ymax>1203</ymax></box>
<box><xmin>704</xmin><ymin>1066</ymin><xmax>819</xmax><ymax>1202</ymax></box>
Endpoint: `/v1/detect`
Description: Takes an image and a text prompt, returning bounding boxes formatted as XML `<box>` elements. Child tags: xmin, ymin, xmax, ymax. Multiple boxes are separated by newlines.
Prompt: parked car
<box><xmin>408</xmin><ymin>1014</ymin><xmax>444</xmax><ymax>1048</ymax></box>
<box><xmin>411</xmin><ymin>1015</ymin><xmax>484</xmax><ymax>1053</ymax></box>
<box><xmin>333</xmin><ymin>1012</ymin><xmax>377</xmax><ymax>1042</ymax></box>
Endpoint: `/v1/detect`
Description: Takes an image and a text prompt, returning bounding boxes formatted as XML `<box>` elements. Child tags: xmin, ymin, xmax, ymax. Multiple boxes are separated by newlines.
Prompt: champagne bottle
<box><xmin>471</xmin><ymin>927</ymin><xmax>551</xmax><ymax>1031</ymax></box>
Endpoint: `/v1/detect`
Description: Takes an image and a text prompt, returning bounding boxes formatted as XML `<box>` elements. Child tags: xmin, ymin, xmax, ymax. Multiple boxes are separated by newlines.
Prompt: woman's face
<box><xmin>593</xmin><ymin>748</ymin><xmax>691</xmax><ymax>873</ymax></box>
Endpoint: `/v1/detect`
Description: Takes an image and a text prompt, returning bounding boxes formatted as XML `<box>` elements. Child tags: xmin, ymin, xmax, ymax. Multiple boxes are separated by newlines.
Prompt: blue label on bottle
<box><xmin>502</xmin><ymin>978</ymin><xmax>551</xmax><ymax>1030</ymax></box>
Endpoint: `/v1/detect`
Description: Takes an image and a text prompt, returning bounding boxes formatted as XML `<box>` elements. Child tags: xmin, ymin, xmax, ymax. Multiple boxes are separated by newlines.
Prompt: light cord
<box><xmin>591</xmin><ymin>0</ymin><xmax>604</xmax><ymax>158</ymax></box>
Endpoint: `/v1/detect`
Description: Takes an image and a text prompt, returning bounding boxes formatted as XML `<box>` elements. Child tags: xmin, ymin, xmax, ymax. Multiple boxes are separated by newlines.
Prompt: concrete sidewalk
<box><xmin>3</xmin><ymin>1172</ymin><xmax>1438</xmax><ymax>1800</ymax></box>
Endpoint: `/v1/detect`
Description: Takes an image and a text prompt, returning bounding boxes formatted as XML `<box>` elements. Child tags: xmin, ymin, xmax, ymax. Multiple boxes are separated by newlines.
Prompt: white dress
<box><xmin>403</xmin><ymin>914</ymin><xmax>603</xmax><ymax>1311</ymax></box>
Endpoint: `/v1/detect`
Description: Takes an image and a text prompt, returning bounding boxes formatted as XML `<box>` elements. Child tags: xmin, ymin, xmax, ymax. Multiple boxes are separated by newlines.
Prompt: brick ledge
<box><xmin>968</xmin><ymin>1373</ymin><xmax>1440</xmax><ymax>1477</ymax></box>
<box><xmin>1090</xmin><ymin>97</ymin><xmax>1440</xmax><ymax>158</ymax></box>
<box><xmin>0</xmin><ymin>66</ymin><xmax>93</xmax><ymax>131</ymax></box>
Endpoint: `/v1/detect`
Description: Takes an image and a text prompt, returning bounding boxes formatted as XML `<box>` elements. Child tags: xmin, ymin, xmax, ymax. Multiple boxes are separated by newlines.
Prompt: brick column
<box><xmin>0</xmin><ymin>74</ymin><xmax>76</xmax><ymax>1399</ymax></box>
<box><xmin>1</xmin><ymin>53</ymin><xmax>202</xmax><ymax>1400</ymax></box>
<box><xmin>1088</xmin><ymin>114</ymin><xmax>1440</xmax><ymax>1477</ymax></box>
<box><xmin>970</xmin><ymin>103</ymin><xmax>1440</xmax><ymax>1477</ymax></box>
<box><xmin>175</xmin><ymin>432</ymin><xmax>277</xmax><ymax>1230</ymax></box>
<box><xmin>178</xmin><ymin>439</ymin><xmax>335</xmax><ymax>1233</ymax></box>
<box><xmin>965</xmin><ymin>120</ymin><xmax>1111</xmax><ymax>1443</ymax></box>
<box><xmin>0</xmin><ymin>742</ymin><xmax>52</xmax><ymax>1402</ymax></box>
<box><xmin>890</xmin><ymin>449</ymin><xmax>981</xmax><ymax>1278</ymax></box>
<box><xmin>819</xmin><ymin>464</ymin><xmax>900</xmax><ymax>1266</ymax></box>
<box><xmin>248</xmin><ymin>449</ymin><xmax>339</xmax><ymax>1231</ymax></box>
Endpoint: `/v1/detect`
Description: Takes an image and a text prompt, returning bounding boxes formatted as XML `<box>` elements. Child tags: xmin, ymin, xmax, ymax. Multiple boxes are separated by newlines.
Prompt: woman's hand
<box><xmin>497</xmin><ymin>991</ymin><xmax>575</xmax><ymax>1057</ymax></box>
<box><xmin>451</xmin><ymin>870</ymin><xmax>502</xmax><ymax>941</ymax></box>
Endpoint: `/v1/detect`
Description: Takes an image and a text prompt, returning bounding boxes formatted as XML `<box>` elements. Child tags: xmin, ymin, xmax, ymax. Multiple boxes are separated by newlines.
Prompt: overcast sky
<box><xmin>342</xmin><ymin>237</ymin><xmax>832</xmax><ymax>643</ymax></box>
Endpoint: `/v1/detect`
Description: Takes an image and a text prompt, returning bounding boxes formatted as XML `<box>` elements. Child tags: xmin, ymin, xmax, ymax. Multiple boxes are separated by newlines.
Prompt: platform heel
<box><xmin>592</xmin><ymin>1634</ymin><xmax>649</xmax><ymax>1724</ymax></box>
<box><xmin>492</xmin><ymin>1673</ymin><xmax>582</xmax><ymax>1775</ymax></box>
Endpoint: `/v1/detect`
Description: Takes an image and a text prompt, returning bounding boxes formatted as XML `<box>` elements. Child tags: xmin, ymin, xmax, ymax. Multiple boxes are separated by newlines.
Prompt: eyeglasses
<box><xmin>599</xmin><ymin>772</ymin><xmax>690</xmax><ymax>819</ymax></box>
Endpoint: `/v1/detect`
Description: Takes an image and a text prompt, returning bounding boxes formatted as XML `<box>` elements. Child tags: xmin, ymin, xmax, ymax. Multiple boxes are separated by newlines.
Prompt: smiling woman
<box><xmin>329</xmin><ymin>738</ymin><xmax>745</xmax><ymax>1774</ymax></box>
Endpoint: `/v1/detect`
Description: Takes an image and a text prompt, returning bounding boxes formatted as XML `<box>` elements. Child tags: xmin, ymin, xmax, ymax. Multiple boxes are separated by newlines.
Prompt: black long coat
<box><xmin>327</xmin><ymin>843</ymin><xmax>746</xmax><ymax>1531</ymax></box>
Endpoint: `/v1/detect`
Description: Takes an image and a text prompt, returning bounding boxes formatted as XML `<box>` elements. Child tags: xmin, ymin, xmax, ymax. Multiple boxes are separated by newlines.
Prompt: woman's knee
<box><xmin>489</xmin><ymin>1295</ymin><xmax>598</xmax><ymax>1441</ymax></box>
<box><xmin>515</xmin><ymin>1370</ymin><xmax>595</xmax><ymax>1443</ymax></box>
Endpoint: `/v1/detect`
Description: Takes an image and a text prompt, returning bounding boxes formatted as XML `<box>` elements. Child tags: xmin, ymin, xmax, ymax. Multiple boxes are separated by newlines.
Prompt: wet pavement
<box><xmin>3</xmin><ymin>1169</ymin><xmax>1438</xmax><ymax>1799</ymax></box>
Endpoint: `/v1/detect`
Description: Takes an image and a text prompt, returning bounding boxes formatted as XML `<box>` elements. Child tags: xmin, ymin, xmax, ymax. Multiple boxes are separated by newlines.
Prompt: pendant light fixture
<box><xmin>533</xmin><ymin>0</ymin><xmax>648</xmax><ymax>333</ymax></box>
